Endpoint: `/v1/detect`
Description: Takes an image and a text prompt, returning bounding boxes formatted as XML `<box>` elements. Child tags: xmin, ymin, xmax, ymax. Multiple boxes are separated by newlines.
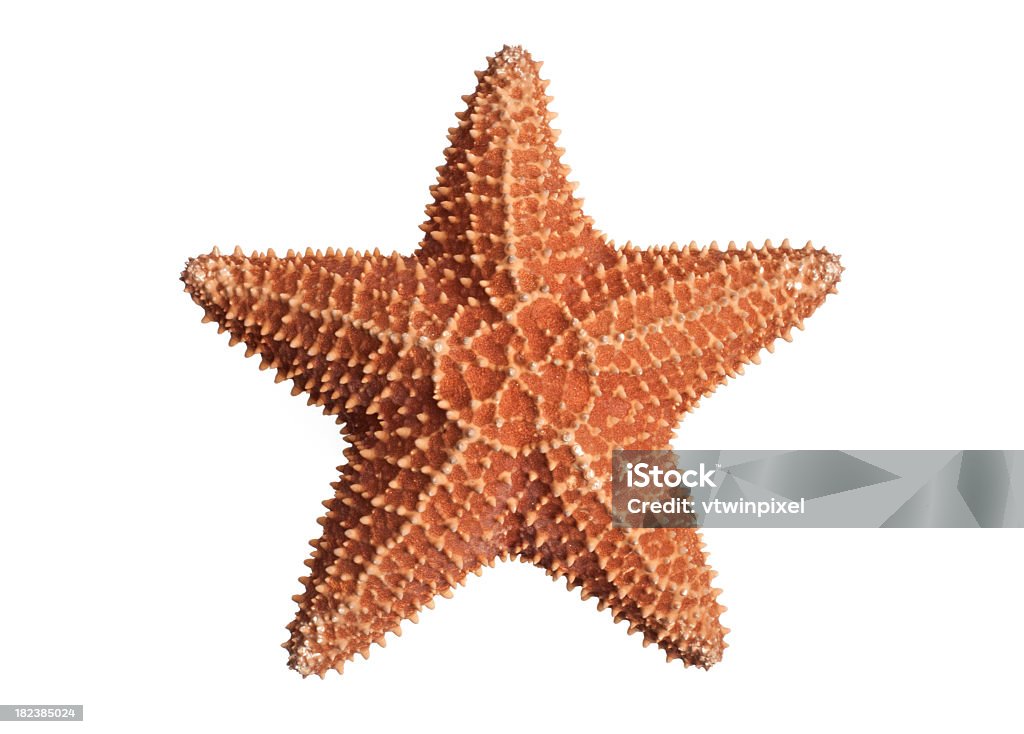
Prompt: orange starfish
<box><xmin>182</xmin><ymin>45</ymin><xmax>841</xmax><ymax>676</ymax></box>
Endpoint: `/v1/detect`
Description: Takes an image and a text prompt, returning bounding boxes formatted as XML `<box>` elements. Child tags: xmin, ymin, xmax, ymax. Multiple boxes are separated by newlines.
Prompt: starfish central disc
<box><xmin>436</xmin><ymin>296</ymin><xmax>594</xmax><ymax>454</ymax></box>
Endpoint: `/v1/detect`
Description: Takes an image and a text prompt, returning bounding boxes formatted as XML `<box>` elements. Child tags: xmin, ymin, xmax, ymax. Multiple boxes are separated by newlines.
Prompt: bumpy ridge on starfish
<box><xmin>182</xmin><ymin>44</ymin><xmax>841</xmax><ymax>677</ymax></box>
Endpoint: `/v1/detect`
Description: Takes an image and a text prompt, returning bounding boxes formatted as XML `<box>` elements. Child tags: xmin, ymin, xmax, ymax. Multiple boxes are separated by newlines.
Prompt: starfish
<box><xmin>182</xmin><ymin>45</ymin><xmax>841</xmax><ymax>677</ymax></box>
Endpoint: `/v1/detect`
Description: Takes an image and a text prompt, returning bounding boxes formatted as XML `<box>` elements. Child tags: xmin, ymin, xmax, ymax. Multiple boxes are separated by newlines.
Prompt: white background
<box><xmin>2</xmin><ymin>2</ymin><xmax>1022</xmax><ymax>731</ymax></box>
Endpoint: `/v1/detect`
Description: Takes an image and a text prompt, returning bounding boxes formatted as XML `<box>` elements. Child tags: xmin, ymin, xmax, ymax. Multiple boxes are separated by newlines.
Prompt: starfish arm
<box><xmin>285</xmin><ymin>443</ymin><xmax>481</xmax><ymax>677</ymax></box>
<box><xmin>416</xmin><ymin>46</ymin><xmax>611</xmax><ymax>309</ymax></box>
<box><xmin>589</xmin><ymin>527</ymin><xmax>726</xmax><ymax>667</ymax></box>
<box><xmin>283</xmin><ymin>336</ymin><xmax>517</xmax><ymax>676</ymax></box>
<box><xmin>181</xmin><ymin>247</ymin><xmax>425</xmax><ymax>419</ymax></box>
<box><xmin>564</xmin><ymin>241</ymin><xmax>842</xmax><ymax>453</ymax></box>
<box><xmin>286</xmin><ymin>440</ymin><xmax>527</xmax><ymax>676</ymax></box>
<box><xmin>522</xmin><ymin>478</ymin><xmax>726</xmax><ymax>667</ymax></box>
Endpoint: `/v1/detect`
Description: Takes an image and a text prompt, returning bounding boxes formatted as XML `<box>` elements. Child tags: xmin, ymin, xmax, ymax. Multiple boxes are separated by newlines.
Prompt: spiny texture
<box><xmin>182</xmin><ymin>45</ymin><xmax>841</xmax><ymax>677</ymax></box>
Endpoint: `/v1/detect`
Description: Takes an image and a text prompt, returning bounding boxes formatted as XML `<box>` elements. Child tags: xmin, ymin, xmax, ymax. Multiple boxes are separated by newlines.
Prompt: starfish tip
<box><xmin>487</xmin><ymin>44</ymin><xmax>540</xmax><ymax>79</ymax></box>
<box><xmin>180</xmin><ymin>256</ymin><xmax>208</xmax><ymax>292</ymax></box>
